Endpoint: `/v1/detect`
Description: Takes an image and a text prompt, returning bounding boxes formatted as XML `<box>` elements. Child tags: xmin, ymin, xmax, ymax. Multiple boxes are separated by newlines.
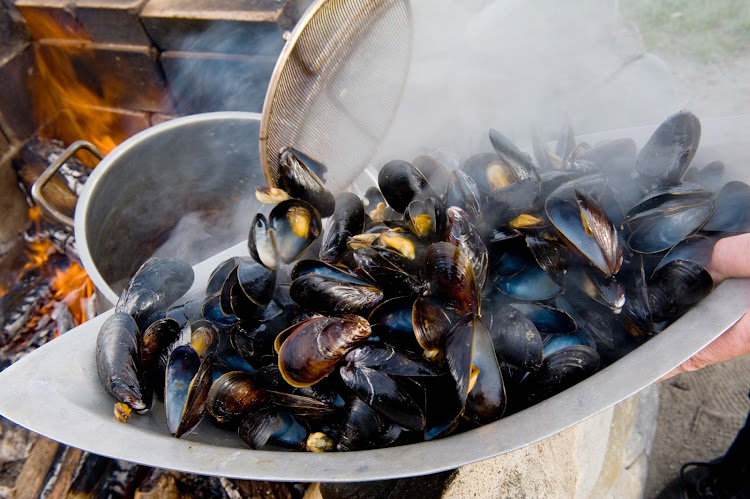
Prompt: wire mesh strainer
<box><xmin>259</xmin><ymin>0</ymin><xmax>413</xmax><ymax>194</ymax></box>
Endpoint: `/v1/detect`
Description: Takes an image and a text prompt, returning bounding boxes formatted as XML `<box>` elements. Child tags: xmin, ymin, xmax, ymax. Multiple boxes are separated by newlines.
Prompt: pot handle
<box><xmin>31</xmin><ymin>140</ymin><xmax>105</xmax><ymax>229</ymax></box>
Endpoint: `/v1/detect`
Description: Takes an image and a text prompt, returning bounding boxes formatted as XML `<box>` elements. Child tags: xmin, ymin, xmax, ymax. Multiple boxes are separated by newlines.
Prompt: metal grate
<box><xmin>259</xmin><ymin>0</ymin><xmax>412</xmax><ymax>194</ymax></box>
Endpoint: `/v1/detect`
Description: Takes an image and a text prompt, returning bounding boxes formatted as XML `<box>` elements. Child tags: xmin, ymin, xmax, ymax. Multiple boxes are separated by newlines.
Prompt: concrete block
<box><xmin>140</xmin><ymin>0</ymin><xmax>285</xmax><ymax>56</ymax></box>
<box><xmin>15</xmin><ymin>0</ymin><xmax>87</xmax><ymax>40</ymax></box>
<box><xmin>74</xmin><ymin>0</ymin><xmax>151</xmax><ymax>45</ymax></box>
<box><xmin>0</xmin><ymin>44</ymin><xmax>36</xmax><ymax>142</ymax></box>
<box><xmin>35</xmin><ymin>39</ymin><xmax>173</xmax><ymax>113</ymax></box>
<box><xmin>160</xmin><ymin>50</ymin><xmax>275</xmax><ymax>113</ymax></box>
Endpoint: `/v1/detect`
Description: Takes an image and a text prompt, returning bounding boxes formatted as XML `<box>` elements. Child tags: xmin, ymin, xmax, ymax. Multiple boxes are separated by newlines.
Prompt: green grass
<box><xmin>620</xmin><ymin>0</ymin><xmax>750</xmax><ymax>63</ymax></box>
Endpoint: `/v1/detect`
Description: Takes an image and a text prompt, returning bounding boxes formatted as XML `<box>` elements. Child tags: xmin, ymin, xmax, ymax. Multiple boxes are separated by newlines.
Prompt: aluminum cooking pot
<box><xmin>32</xmin><ymin>112</ymin><xmax>266</xmax><ymax>306</ymax></box>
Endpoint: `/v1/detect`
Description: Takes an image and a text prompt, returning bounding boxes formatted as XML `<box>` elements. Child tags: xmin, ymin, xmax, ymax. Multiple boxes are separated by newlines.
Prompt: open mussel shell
<box><xmin>206</xmin><ymin>371</ymin><xmax>269</xmax><ymax>424</ymax></box>
<box><xmin>405</xmin><ymin>197</ymin><xmax>444</xmax><ymax>241</ymax></box>
<box><xmin>248</xmin><ymin>213</ymin><xmax>278</xmax><ymax>270</ymax></box>
<box><xmin>165</xmin><ymin>346</ymin><xmax>213</xmax><ymax>437</ymax></box>
<box><xmin>290</xmin><ymin>261</ymin><xmax>383</xmax><ymax>315</ymax></box>
<box><xmin>684</xmin><ymin>160</ymin><xmax>725</xmax><ymax>192</ymax></box>
<box><xmin>444</xmin><ymin>314</ymin><xmax>475</xmax><ymax>411</ymax></box>
<box><xmin>278</xmin><ymin>147</ymin><xmax>335</xmax><ymax>218</ymax></box>
<box><xmin>495</xmin><ymin>261</ymin><xmax>563</xmax><ymax>302</ymax></box>
<box><xmin>412</xmin><ymin>296</ymin><xmax>453</xmax><ymax>355</ymax></box>
<box><xmin>465</xmin><ymin>318</ymin><xmax>506</xmax><ymax>425</ymax></box>
<box><xmin>569</xmin><ymin>267</ymin><xmax>625</xmax><ymax>313</ymax></box>
<box><xmin>703</xmin><ymin>181</ymin><xmax>750</xmax><ymax>233</ymax></box>
<box><xmin>619</xmin><ymin>255</ymin><xmax>654</xmax><ymax>339</ymax></box>
<box><xmin>648</xmin><ymin>259</ymin><xmax>713</xmax><ymax>324</ymax></box>
<box><xmin>483</xmin><ymin>301</ymin><xmax>543</xmax><ymax>371</ymax></box>
<box><xmin>267</xmin><ymin>199</ymin><xmax>322</xmax><ymax>265</ymax></box>
<box><xmin>116</xmin><ymin>258</ymin><xmax>194</xmax><ymax>329</ymax></box>
<box><xmin>443</xmin><ymin>169</ymin><xmax>482</xmax><ymax>222</ymax></box>
<box><xmin>424</xmin><ymin>242</ymin><xmax>479</xmax><ymax>315</ymax></box>
<box><xmin>96</xmin><ymin>312</ymin><xmax>145</xmax><ymax>421</ymax></box>
<box><xmin>546</xmin><ymin>180</ymin><xmax>622</xmax><ymax>276</ymax></box>
<box><xmin>531</xmin><ymin>125</ymin><xmax>560</xmax><ymax>171</ymax></box>
<box><xmin>444</xmin><ymin>207</ymin><xmax>489</xmax><ymax>291</ymax></box>
<box><xmin>378</xmin><ymin>160</ymin><xmax>436</xmax><ymax>213</ymax></box>
<box><xmin>277</xmin><ymin>315</ymin><xmax>372</xmax><ymax>387</ymax></box>
<box><xmin>375</xmin><ymin>229</ymin><xmax>426</xmax><ymax>268</ymax></box>
<box><xmin>488</xmin><ymin>129</ymin><xmax>540</xmax><ymax>183</ymax></box>
<box><xmin>320</xmin><ymin>193</ymin><xmax>365</xmax><ymax>264</ymax></box>
<box><xmin>483</xmin><ymin>178</ymin><xmax>542</xmax><ymax>229</ymax></box>
<box><xmin>525</xmin><ymin>235</ymin><xmax>571</xmax><ymax>286</ymax></box>
<box><xmin>340</xmin><ymin>364</ymin><xmax>425</xmax><ymax>431</ymax></box>
<box><xmin>627</xmin><ymin>201</ymin><xmax>714</xmax><ymax>254</ymax></box>
<box><xmin>509</xmin><ymin>303</ymin><xmax>577</xmax><ymax>335</ymax></box>
<box><xmin>625</xmin><ymin>183</ymin><xmax>711</xmax><ymax>220</ymax></box>
<box><xmin>636</xmin><ymin>110</ymin><xmax>701</xmax><ymax>187</ymax></box>
<box><xmin>519</xmin><ymin>345</ymin><xmax>600</xmax><ymax>406</ymax></box>
<box><xmin>202</xmin><ymin>293</ymin><xmax>236</xmax><ymax>325</ymax></box>
<box><xmin>236</xmin><ymin>258</ymin><xmax>277</xmax><ymax>308</ymax></box>
<box><xmin>576</xmin><ymin>138</ymin><xmax>637</xmax><ymax>174</ymax></box>
<box><xmin>653</xmin><ymin>234</ymin><xmax>716</xmax><ymax>276</ymax></box>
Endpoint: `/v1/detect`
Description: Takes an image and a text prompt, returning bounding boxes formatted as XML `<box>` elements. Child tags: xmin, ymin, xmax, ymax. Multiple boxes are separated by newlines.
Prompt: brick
<box><xmin>74</xmin><ymin>0</ymin><xmax>151</xmax><ymax>45</ymax></box>
<box><xmin>35</xmin><ymin>39</ymin><xmax>174</xmax><ymax>113</ymax></box>
<box><xmin>38</xmin><ymin>106</ymin><xmax>150</xmax><ymax>154</ymax></box>
<box><xmin>0</xmin><ymin>44</ymin><xmax>36</xmax><ymax>142</ymax></box>
<box><xmin>0</xmin><ymin>3</ymin><xmax>29</xmax><ymax>59</ymax></box>
<box><xmin>140</xmin><ymin>0</ymin><xmax>285</xmax><ymax>56</ymax></box>
<box><xmin>15</xmin><ymin>0</ymin><xmax>88</xmax><ymax>40</ymax></box>
<box><xmin>160</xmin><ymin>50</ymin><xmax>275</xmax><ymax>113</ymax></box>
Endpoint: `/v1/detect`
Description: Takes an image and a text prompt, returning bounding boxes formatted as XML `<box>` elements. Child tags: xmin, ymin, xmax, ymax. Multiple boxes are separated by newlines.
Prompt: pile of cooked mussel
<box><xmin>96</xmin><ymin>110</ymin><xmax>750</xmax><ymax>452</ymax></box>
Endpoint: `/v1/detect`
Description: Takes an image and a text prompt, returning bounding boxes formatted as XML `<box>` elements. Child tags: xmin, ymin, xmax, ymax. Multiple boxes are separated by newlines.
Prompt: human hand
<box><xmin>660</xmin><ymin>233</ymin><xmax>750</xmax><ymax>381</ymax></box>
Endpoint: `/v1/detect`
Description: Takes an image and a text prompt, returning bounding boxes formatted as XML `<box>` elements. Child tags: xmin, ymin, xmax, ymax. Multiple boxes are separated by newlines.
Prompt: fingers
<box><xmin>659</xmin><ymin>307</ymin><xmax>750</xmax><ymax>382</ymax></box>
<box><xmin>708</xmin><ymin>233</ymin><xmax>750</xmax><ymax>283</ymax></box>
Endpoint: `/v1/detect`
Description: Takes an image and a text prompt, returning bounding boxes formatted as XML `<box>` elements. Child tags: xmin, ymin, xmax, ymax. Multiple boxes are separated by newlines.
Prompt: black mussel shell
<box><xmin>206</xmin><ymin>257</ymin><xmax>240</xmax><ymax>297</ymax></box>
<box><xmin>140</xmin><ymin>317</ymin><xmax>180</xmax><ymax>372</ymax></box>
<box><xmin>703</xmin><ymin>181</ymin><xmax>750</xmax><ymax>233</ymax></box>
<box><xmin>577</xmin><ymin>138</ymin><xmax>637</xmax><ymax>174</ymax></box>
<box><xmin>484</xmin><ymin>178</ymin><xmax>542</xmax><ymax>229</ymax></box>
<box><xmin>248</xmin><ymin>213</ymin><xmax>278</xmax><ymax>270</ymax></box>
<box><xmin>368</xmin><ymin>296</ymin><xmax>415</xmax><ymax>343</ymax></box>
<box><xmin>519</xmin><ymin>345</ymin><xmax>600</xmax><ymax>406</ymax></box>
<box><xmin>405</xmin><ymin>197</ymin><xmax>444</xmax><ymax>241</ymax></box>
<box><xmin>424</xmin><ymin>242</ymin><xmax>479</xmax><ymax>315</ymax></box>
<box><xmin>627</xmin><ymin>201</ymin><xmax>714</xmax><ymax>254</ymax></box>
<box><xmin>206</xmin><ymin>371</ymin><xmax>269</xmax><ymax>424</ymax></box>
<box><xmin>353</xmin><ymin>246</ymin><xmax>424</xmax><ymax>297</ymax></box>
<box><xmin>625</xmin><ymin>183</ymin><xmax>712</xmax><ymax>221</ymax></box>
<box><xmin>685</xmin><ymin>160</ymin><xmax>724</xmax><ymax>192</ymax></box>
<box><xmin>495</xmin><ymin>261</ymin><xmax>563</xmax><ymax>302</ymax></box>
<box><xmin>465</xmin><ymin>318</ymin><xmax>506</xmax><ymax>425</ymax></box>
<box><xmin>488</xmin><ymin>129</ymin><xmax>540</xmax><ymax>183</ymax></box>
<box><xmin>648</xmin><ymin>259</ymin><xmax>713</xmax><ymax>324</ymax></box>
<box><xmin>525</xmin><ymin>235</ymin><xmax>571</xmax><ymax>286</ymax></box>
<box><xmin>165</xmin><ymin>347</ymin><xmax>213</xmax><ymax>437</ymax></box>
<box><xmin>278</xmin><ymin>147</ymin><xmax>335</xmax><ymax>217</ymax></box>
<box><xmin>290</xmin><ymin>271</ymin><xmax>383</xmax><ymax>316</ymax></box>
<box><xmin>96</xmin><ymin>312</ymin><xmax>145</xmax><ymax>420</ymax></box>
<box><xmin>556</xmin><ymin>122</ymin><xmax>576</xmax><ymax>160</ymax></box>
<box><xmin>239</xmin><ymin>410</ymin><xmax>308</xmax><ymax>450</ymax></box>
<box><xmin>483</xmin><ymin>301</ymin><xmax>543</xmax><ymax>371</ymax></box>
<box><xmin>337</xmin><ymin>397</ymin><xmax>401</xmax><ymax>452</ymax></box>
<box><xmin>620</xmin><ymin>255</ymin><xmax>654</xmax><ymax>339</ymax></box>
<box><xmin>412</xmin><ymin>296</ymin><xmax>454</xmax><ymax>356</ymax></box>
<box><xmin>569</xmin><ymin>267</ymin><xmax>626</xmax><ymax>313</ymax></box>
<box><xmin>444</xmin><ymin>207</ymin><xmax>489</xmax><ymax>291</ymax></box>
<box><xmin>443</xmin><ymin>169</ymin><xmax>482</xmax><ymax>222</ymax></box>
<box><xmin>269</xmin><ymin>199</ymin><xmax>322</xmax><ymax>265</ymax></box>
<box><xmin>509</xmin><ymin>303</ymin><xmax>577</xmax><ymax>335</ymax></box>
<box><xmin>444</xmin><ymin>315</ymin><xmax>475</xmax><ymax>417</ymax></box>
<box><xmin>346</xmin><ymin>344</ymin><xmax>440</xmax><ymax>376</ymax></box>
<box><xmin>340</xmin><ymin>364</ymin><xmax>425</xmax><ymax>430</ymax></box>
<box><xmin>320</xmin><ymin>193</ymin><xmax>365</xmax><ymax>264</ymax></box>
<box><xmin>378</xmin><ymin>160</ymin><xmax>437</xmax><ymax>213</ymax></box>
<box><xmin>531</xmin><ymin>125</ymin><xmax>560</xmax><ymax>171</ymax></box>
<box><xmin>236</xmin><ymin>258</ymin><xmax>277</xmax><ymax>307</ymax></box>
<box><xmin>653</xmin><ymin>234</ymin><xmax>716</xmax><ymax>276</ymax></box>
<box><xmin>636</xmin><ymin>110</ymin><xmax>701</xmax><ymax>187</ymax></box>
<box><xmin>116</xmin><ymin>258</ymin><xmax>194</xmax><ymax>329</ymax></box>
<box><xmin>277</xmin><ymin>315</ymin><xmax>371</xmax><ymax>387</ymax></box>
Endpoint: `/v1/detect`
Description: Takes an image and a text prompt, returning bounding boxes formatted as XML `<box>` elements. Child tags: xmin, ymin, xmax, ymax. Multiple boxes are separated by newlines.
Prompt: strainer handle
<box><xmin>31</xmin><ymin>140</ymin><xmax>105</xmax><ymax>228</ymax></box>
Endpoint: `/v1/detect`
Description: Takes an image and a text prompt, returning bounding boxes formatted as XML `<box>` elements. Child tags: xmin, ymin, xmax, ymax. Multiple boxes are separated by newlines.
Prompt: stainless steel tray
<box><xmin>0</xmin><ymin>241</ymin><xmax>747</xmax><ymax>482</ymax></box>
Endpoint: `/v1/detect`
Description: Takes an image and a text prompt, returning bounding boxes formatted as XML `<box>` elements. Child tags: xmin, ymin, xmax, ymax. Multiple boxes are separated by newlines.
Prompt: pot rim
<box><xmin>74</xmin><ymin>111</ymin><xmax>263</xmax><ymax>306</ymax></box>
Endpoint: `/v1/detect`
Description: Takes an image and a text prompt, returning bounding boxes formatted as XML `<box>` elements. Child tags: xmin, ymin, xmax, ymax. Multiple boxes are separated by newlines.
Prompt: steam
<box><xmin>149</xmin><ymin>0</ymin><xmax>741</xmax><ymax>269</ymax></box>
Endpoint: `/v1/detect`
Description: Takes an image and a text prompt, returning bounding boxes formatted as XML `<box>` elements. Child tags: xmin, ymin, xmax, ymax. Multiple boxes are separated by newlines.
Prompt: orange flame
<box><xmin>52</xmin><ymin>262</ymin><xmax>95</xmax><ymax>326</ymax></box>
<box><xmin>21</xmin><ymin>240</ymin><xmax>56</xmax><ymax>274</ymax></box>
<box><xmin>26</xmin><ymin>9</ymin><xmax>125</xmax><ymax>156</ymax></box>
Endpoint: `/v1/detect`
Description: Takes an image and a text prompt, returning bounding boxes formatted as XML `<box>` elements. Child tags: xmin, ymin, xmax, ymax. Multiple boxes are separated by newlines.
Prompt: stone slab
<box><xmin>35</xmin><ymin>39</ymin><xmax>173</xmax><ymax>113</ymax></box>
<box><xmin>73</xmin><ymin>0</ymin><xmax>151</xmax><ymax>45</ymax></box>
<box><xmin>160</xmin><ymin>50</ymin><xmax>275</xmax><ymax>113</ymax></box>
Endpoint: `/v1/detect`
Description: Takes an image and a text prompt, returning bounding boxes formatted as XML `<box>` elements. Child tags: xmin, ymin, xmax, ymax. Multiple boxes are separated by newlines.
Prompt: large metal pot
<box><xmin>32</xmin><ymin>112</ymin><xmax>265</xmax><ymax>306</ymax></box>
